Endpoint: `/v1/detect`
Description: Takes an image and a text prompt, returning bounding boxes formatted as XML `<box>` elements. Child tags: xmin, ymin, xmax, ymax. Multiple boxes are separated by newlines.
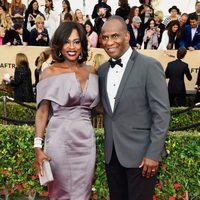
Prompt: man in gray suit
<box><xmin>98</xmin><ymin>15</ymin><xmax>170</xmax><ymax>200</ymax></box>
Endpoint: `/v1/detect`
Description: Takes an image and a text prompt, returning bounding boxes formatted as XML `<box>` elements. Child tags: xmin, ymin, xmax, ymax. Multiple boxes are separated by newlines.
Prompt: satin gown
<box><xmin>36</xmin><ymin>72</ymin><xmax>99</xmax><ymax>200</ymax></box>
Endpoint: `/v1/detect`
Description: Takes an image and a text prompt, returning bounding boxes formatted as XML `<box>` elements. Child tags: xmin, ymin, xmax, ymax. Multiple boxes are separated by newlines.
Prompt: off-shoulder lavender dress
<box><xmin>36</xmin><ymin>72</ymin><xmax>99</xmax><ymax>200</ymax></box>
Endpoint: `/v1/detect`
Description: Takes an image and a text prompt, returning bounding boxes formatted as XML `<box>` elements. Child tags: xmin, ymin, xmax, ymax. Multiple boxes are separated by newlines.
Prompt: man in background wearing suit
<box><xmin>165</xmin><ymin>48</ymin><xmax>192</xmax><ymax>107</ymax></box>
<box><xmin>127</xmin><ymin>16</ymin><xmax>144</xmax><ymax>49</ymax></box>
<box><xmin>180</xmin><ymin>13</ymin><xmax>200</xmax><ymax>50</ymax></box>
<box><xmin>188</xmin><ymin>1</ymin><xmax>200</xmax><ymax>25</ymax></box>
<box><xmin>98</xmin><ymin>15</ymin><xmax>170</xmax><ymax>200</ymax></box>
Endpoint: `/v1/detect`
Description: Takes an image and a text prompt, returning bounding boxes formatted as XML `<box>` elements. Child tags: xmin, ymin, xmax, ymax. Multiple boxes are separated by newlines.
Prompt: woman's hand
<box><xmin>34</xmin><ymin>148</ymin><xmax>50</xmax><ymax>176</ymax></box>
<box><xmin>36</xmin><ymin>34</ymin><xmax>43</xmax><ymax>41</ymax></box>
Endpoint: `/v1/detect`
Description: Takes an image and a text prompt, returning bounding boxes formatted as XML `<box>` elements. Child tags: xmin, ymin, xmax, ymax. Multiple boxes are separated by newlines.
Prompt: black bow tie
<box><xmin>109</xmin><ymin>58</ymin><xmax>123</xmax><ymax>68</ymax></box>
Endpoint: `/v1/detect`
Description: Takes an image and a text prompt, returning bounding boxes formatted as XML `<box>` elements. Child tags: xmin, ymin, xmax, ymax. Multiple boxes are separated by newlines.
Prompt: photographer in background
<box><xmin>29</xmin><ymin>14</ymin><xmax>49</xmax><ymax>46</ymax></box>
<box><xmin>94</xmin><ymin>3</ymin><xmax>111</xmax><ymax>47</ymax></box>
<box><xmin>139</xmin><ymin>0</ymin><xmax>154</xmax><ymax>31</ymax></box>
<box><xmin>94</xmin><ymin>3</ymin><xmax>111</xmax><ymax>35</ymax></box>
<box><xmin>92</xmin><ymin>0</ymin><xmax>111</xmax><ymax>19</ymax></box>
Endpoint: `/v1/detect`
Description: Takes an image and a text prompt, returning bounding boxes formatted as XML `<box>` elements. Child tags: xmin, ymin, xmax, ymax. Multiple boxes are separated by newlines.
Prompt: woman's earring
<box><xmin>78</xmin><ymin>51</ymin><xmax>83</xmax><ymax>60</ymax></box>
<box><xmin>59</xmin><ymin>51</ymin><xmax>62</xmax><ymax>58</ymax></box>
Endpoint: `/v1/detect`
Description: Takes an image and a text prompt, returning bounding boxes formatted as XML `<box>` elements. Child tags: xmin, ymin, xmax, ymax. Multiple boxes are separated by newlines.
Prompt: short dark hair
<box><xmin>106</xmin><ymin>15</ymin><xmax>128</xmax><ymax>32</ymax></box>
<box><xmin>189</xmin><ymin>13</ymin><xmax>198</xmax><ymax>21</ymax></box>
<box><xmin>195</xmin><ymin>1</ymin><xmax>200</xmax><ymax>6</ymax></box>
<box><xmin>139</xmin><ymin>0</ymin><xmax>152</xmax><ymax>4</ymax></box>
<box><xmin>181</xmin><ymin>13</ymin><xmax>188</xmax><ymax>17</ymax></box>
<box><xmin>177</xmin><ymin>48</ymin><xmax>187</xmax><ymax>59</ymax></box>
<box><xmin>14</xmin><ymin>23</ymin><xmax>23</xmax><ymax>30</ymax></box>
<box><xmin>51</xmin><ymin>22</ymin><xmax>88</xmax><ymax>63</ymax></box>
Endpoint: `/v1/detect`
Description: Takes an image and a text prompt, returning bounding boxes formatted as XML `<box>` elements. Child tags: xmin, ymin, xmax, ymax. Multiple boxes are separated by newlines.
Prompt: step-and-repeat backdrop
<box><xmin>0</xmin><ymin>46</ymin><xmax>199</xmax><ymax>92</ymax></box>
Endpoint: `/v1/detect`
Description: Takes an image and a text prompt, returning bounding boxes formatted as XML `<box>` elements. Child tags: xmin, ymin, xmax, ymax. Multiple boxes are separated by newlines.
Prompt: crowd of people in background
<box><xmin>0</xmin><ymin>0</ymin><xmax>199</xmax><ymax>49</ymax></box>
<box><xmin>1</xmin><ymin>0</ymin><xmax>200</xmax><ymax>104</ymax></box>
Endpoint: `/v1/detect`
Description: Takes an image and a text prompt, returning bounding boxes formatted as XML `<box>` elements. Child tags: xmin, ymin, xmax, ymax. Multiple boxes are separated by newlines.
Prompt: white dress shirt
<box><xmin>107</xmin><ymin>47</ymin><xmax>132</xmax><ymax>112</ymax></box>
<box><xmin>191</xmin><ymin>28</ymin><xmax>197</xmax><ymax>41</ymax></box>
<box><xmin>132</xmin><ymin>27</ymin><xmax>138</xmax><ymax>39</ymax></box>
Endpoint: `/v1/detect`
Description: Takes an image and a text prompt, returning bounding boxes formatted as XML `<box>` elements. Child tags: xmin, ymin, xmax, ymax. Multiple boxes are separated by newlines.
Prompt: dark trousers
<box><xmin>195</xmin><ymin>91</ymin><xmax>200</xmax><ymax>104</ymax></box>
<box><xmin>169</xmin><ymin>93</ymin><xmax>186</xmax><ymax>107</ymax></box>
<box><xmin>105</xmin><ymin>147</ymin><xmax>157</xmax><ymax>200</ymax></box>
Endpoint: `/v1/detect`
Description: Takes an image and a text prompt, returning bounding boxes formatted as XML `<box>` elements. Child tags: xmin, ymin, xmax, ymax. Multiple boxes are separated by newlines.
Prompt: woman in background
<box><xmin>74</xmin><ymin>9</ymin><xmax>86</xmax><ymax>25</ymax></box>
<box><xmin>154</xmin><ymin>10</ymin><xmax>165</xmax><ymax>45</ymax></box>
<box><xmin>42</xmin><ymin>0</ymin><xmax>59</xmax><ymax>39</ymax></box>
<box><xmin>127</xmin><ymin>6</ymin><xmax>139</xmax><ymax>24</ymax></box>
<box><xmin>142</xmin><ymin>18</ymin><xmax>158</xmax><ymax>49</ymax></box>
<box><xmin>4</xmin><ymin>53</ymin><xmax>34</xmax><ymax>102</ymax></box>
<box><xmin>162</xmin><ymin>5</ymin><xmax>180</xmax><ymax>28</ymax></box>
<box><xmin>115</xmin><ymin>0</ymin><xmax>130</xmax><ymax>21</ymax></box>
<box><xmin>40</xmin><ymin>47</ymin><xmax>54</xmax><ymax>72</ymax></box>
<box><xmin>0</xmin><ymin>0</ymin><xmax>10</xmax><ymax>11</ymax></box>
<box><xmin>158</xmin><ymin>20</ymin><xmax>181</xmax><ymax>50</ymax></box>
<box><xmin>0</xmin><ymin>5</ymin><xmax>7</xmax><ymax>28</ymax></box>
<box><xmin>59</xmin><ymin>0</ymin><xmax>73</xmax><ymax>24</ymax></box>
<box><xmin>0</xmin><ymin>26</ymin><xmax>5</xmax><ymax>45</ymax></box>
<box><xmin>93</xmin><ymin>53</ymin><xmax>106</xmax><ymax>70</ymax></box>
<box><xmin>2</xmin><ymin>13</ymin><xmax>15</xmax><ymax>45</ymax></box>
<box><xmin>84</xmin><ymin>20</ymin><xmax>98</xmax><ymax>48</ymax></box>
<box><xmin>139</xmin><ymin>0</ymin><xmax>154</xmax><ymax>30</ymax></box>
<box><xmin>24</xmin><ymin>0</ymin><xmax>43</xmax><ymax>32</ymax></box>
<box><xmin>9</xmin><ymin>0</ymin><xmax>26</xmax><ymax>25</ymax></box>
<box><xmin>29</xmin><ymin>15</ymin><xmax>49</xmax><ymax>46</ymax></box>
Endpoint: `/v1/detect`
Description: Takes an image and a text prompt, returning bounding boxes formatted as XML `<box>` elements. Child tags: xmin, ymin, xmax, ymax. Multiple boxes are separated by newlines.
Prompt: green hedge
<box><xmin>0</xmin><ymin>126</ymin><xmax>199</xmax><ymax>200</ymax></box>
<box><xmin>170</xmin><ymin>107</ymin><xmax>200</xmax><ymax>131</ymax></box>
<box><xmin>0</xmin><ymin>102</ymin><xmax>200</xmax><ymax>131</ymax></box>
<box><xmin>0</xmin><ymin>102</ymin><xmax>36</xmax><ymax>124</ymax></box>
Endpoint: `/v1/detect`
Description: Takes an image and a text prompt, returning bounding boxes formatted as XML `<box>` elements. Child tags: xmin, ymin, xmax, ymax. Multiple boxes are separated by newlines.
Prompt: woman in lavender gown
<box><xmin>34</xmin><ymin>21</ymin><xmax>99</xmax><ymax>200</ymax></box>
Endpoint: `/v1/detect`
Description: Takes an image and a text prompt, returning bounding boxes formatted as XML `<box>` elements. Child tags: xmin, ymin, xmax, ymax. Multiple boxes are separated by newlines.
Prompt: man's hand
<box><xmin>188</xmin><ymin>46</ymin><xmax>195</xmax><ymax>51</ymax></box>
<box><xmin>139</xmin><ymin>157</ymin><xmax>159</xmax><ymax>178</ymax></box>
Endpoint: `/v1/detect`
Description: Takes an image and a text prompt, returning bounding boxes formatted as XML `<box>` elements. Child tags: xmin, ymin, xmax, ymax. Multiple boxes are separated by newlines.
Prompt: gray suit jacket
<box><xmin>98</xmin><ymin>49</ymin><xmax>170</xmax><ymax>168</ymax></box>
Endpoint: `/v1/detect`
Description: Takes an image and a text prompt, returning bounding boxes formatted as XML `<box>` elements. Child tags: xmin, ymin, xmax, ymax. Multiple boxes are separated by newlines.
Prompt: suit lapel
<box><xmin>192</xmin><ymin>25</ymin><xmax>200</xmax><ymax>41</ymax></box>
<box><xmin>189</xmin><ymin>26</ymin><xmax>192</xmax><ymax>41</ymax></box>
<box><xmin>113</xmin><ymin>50</ymin><xmax>139</xmax><ymax>113</ymax></box>
<box><xmin>102</xmin><ymin>62</ymin><xmax>113</xmax><ymax>116</ymax></box>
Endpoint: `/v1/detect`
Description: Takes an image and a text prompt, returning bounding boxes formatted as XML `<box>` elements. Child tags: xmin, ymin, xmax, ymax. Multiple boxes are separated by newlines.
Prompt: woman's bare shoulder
<box><xmin>40</xmin><ymin>63</ymin><xmax>61</xmax><ymax>80</ymax></box>
<box><xmin>83</xmin><ymin>64</ymin><xmax>97</xmax><ymax>75</ymax></box>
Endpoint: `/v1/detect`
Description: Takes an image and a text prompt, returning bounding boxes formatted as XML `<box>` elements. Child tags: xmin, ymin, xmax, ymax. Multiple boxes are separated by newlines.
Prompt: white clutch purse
<box><xmin>39</xmin><ymin>160</ymin><xmax>54</xmax><ymax>186</ymax></box>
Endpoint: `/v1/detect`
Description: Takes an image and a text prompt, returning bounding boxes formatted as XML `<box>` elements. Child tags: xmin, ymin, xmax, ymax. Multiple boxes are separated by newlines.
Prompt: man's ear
<box><xmin>125</xmin><ymin>31</ymin><xmax>130</xmax><ymax>43</ymax></box>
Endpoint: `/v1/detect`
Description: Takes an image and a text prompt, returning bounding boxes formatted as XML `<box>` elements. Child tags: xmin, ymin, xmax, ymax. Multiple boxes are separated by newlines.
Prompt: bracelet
<box><xmin>34</xmin><ymin>137</ymin><xmax>43</xmax><ymax>148</ymax></box>
<box><xmin>34</xmin><ymin>137</ymin><xmax>43</xmax><ymax>141</ymax></box>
